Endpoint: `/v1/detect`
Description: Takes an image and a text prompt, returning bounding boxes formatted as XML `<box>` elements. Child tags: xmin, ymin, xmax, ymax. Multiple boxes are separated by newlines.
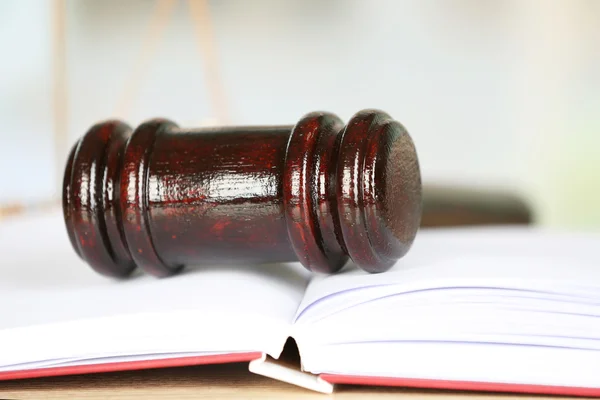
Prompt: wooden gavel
<box><xmin>62</xmin><ymin>109</ymin><xmax>422</xmax><ymax>278</ymax></box>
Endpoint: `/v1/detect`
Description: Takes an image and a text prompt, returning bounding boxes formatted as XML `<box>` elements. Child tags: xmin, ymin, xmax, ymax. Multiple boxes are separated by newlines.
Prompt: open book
<box><xmin>1</xmin><ymin>210</ymin><xmax>599</xmax><ymax>396</ymax></box>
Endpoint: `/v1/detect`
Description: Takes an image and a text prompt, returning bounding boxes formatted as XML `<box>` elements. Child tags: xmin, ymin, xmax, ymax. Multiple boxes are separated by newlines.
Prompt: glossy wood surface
<box><xmin>63</xmin><ymin>109</ymin><xmax>422</xmax><ymax>278</ymax></box>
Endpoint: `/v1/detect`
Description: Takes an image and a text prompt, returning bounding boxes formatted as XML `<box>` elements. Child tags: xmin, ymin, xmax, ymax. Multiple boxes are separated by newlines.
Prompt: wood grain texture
<box><xmin>0</xmin><ymin>363</ymin><xmax>573</xmax><ymax>400</ymax></box>
<box><xmin>62</xmin><ymin>109</ymin><xmax>423</xmax><ymax>278</ymax></box>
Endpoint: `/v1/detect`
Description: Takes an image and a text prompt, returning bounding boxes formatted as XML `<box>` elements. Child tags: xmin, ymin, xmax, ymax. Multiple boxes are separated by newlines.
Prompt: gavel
<box><xmin>62</xmin><ymin>109</ymin><xmax>422</xmax><ymax>278</ymax></box>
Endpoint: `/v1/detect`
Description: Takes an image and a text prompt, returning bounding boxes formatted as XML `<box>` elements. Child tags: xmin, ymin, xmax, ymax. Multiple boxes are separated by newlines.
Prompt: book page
<box><xmin>294</xmin><ymin>226</ymin><xmax>600</xmax><ymax>323</ymax></box>
<box><xmin>292</xmin><ymin>226</ymin><xmax>600</xmax><ymax>388</ymax></box>
<box><xmin>0</xmin><ymin>210</ymin><xmax>310</xmax><ymax>371</ymax></box>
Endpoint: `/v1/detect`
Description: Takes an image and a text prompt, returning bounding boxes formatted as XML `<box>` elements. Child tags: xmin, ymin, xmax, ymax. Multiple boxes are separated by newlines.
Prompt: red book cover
<box><xmin>1</xmin><ymin>352</ymin><xmax>600</xmax><ymax>397</ymax></box>
<box><xmin>321</xmin><ymin>374</ymin><xmax>600</xmax><ymax>398</ymax></box>
<box><xmin>0</xmin><ymin>353</ymin><xmax>263</xmax><ymax>381</ymax></box>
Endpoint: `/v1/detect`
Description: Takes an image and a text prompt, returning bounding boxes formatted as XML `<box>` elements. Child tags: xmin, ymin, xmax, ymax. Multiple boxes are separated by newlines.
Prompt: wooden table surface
<box><xmin>0</xmin><ymin>363</ymin><xmax>583</xmax><ymax>400</ymax></box>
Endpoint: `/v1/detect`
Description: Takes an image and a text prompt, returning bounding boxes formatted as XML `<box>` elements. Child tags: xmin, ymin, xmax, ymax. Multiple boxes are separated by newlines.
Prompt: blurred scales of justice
<box><xmin>0</xmin><ymin>0</ymin><xmax>532</xmax><ymax>227</ymax></box>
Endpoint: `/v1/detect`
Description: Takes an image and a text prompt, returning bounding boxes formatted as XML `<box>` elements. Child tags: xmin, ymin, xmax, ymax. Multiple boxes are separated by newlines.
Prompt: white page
<box><xmin>292</xmin><ymin>226</ymin><xmax>600</xmax><ymax>388</ymax></box>
<box><xmin>0</xmin><ymin>210</ymin><xmax>310</xmax><ymax>370</ymax></box>
<box><xmin>302</xmin><ymin>342</ymin><xmax>600</xmax><ymax>389</ymax></box>
<box><xmin>295</xmin><ymin>226</ymin><xmax>600</xmax><ymax>323</ymax></box>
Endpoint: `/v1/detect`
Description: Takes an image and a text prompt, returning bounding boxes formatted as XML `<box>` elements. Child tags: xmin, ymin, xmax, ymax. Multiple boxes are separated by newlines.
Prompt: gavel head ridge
<box><xmin>62</xmin><ymin>109</ymin><xmax>422</xmax><ymax>278</ymax></box>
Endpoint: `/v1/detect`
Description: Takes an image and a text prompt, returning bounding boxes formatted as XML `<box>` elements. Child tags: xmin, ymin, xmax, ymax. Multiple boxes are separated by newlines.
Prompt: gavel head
<box><xmin>62</xmin><ymin>109</ymin><xmax>422</xmax><ymax>278</ymax></box>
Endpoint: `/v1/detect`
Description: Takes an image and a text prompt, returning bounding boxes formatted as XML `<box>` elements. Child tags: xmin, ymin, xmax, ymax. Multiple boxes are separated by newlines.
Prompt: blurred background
<box><xmin>0</xmin><ymin>0</ymin><xmax>598</xmax><ymax>229</ymax></box>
